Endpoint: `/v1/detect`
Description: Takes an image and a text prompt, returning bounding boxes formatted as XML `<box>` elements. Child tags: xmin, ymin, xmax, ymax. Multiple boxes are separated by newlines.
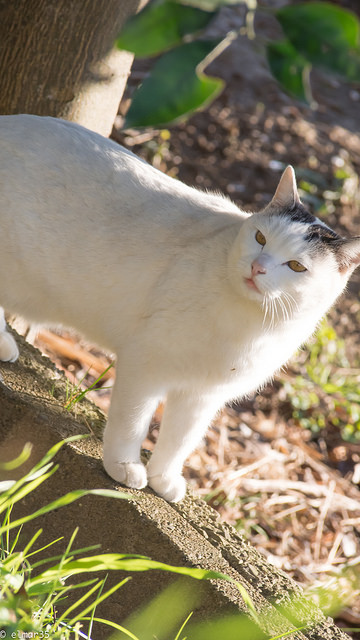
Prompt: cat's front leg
<box><xmin>103</xmin><ymin>375</ymin><xmax>160</xmax><ymax>490</ymax></box>
<box><xmin>0</xmin><ymin>307</ymin><xmax>19</xmax><ymax>363</ymax></box>
<box><xmin>147</xmin><ymin>390</ymin><xmax>222</xmax><ymax>502</ymax></box>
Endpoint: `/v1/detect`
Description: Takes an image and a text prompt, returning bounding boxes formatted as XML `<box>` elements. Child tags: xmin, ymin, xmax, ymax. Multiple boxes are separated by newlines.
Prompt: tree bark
<box><xmin>0</xmin><ymin>0</ymin><xmax>148</xmax><ymax>135</ymax></box>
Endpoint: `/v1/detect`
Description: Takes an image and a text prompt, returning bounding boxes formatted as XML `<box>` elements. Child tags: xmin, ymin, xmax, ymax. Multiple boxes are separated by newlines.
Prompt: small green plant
<box><xmin>282</xmin><ymin>319</ymin><xmax>360</xmax><ymax>441</ymax></box>
<box><xmin>64</xmin><ymin>362</ymin><xmax>114</xmax><ymax>411</ymax></box>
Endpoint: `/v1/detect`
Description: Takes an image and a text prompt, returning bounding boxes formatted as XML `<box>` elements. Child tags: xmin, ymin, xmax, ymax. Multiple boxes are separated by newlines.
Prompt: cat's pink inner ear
<box><xmin>271</xmin><ymin>165</ymin><xmax>300</xmax><ymax>209</ymax></box>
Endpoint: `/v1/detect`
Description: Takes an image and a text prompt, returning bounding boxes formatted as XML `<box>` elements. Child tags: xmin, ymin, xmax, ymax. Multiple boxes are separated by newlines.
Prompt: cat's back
<box><xmin>0</xmin><ymin>114</ymin><xmax>154</xmax><ymax>202</ymax></box>
<box><xmin>0</xmin><ymin>114</ymin><xmax>243</xmax><ymax>237</ymax></box>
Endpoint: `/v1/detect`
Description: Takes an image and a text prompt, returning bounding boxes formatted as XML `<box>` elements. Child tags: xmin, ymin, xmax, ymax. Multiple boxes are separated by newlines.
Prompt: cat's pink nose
<box><xmin>251</xmin><ymin>260</ymin><xmax>267</xmax><ymax>276</ymax></box>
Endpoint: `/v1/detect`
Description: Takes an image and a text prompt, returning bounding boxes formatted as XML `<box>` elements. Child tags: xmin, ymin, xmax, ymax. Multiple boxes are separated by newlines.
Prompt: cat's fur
<box><xmin>1</xmin><ymin>114</ymin><xmax>359</xmax><ymax>502</ymax></box>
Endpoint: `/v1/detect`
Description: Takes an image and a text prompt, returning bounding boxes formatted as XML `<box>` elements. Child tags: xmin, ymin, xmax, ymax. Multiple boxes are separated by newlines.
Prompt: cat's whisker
<box><xmin>262</xmin><ymin>293</ymin><xmax>276</xmax><ymax>331</ymax></box>
<box><xmin>281</xmin><ymin>291</ymin><xmax>299</xmax><ymax>321</ymax></box>
<box><xmin>263</xmin><ymin>290</ymin><xmax>299</xmax><ymax>329</ymax></box>
<box><xmin>278</xmin><ymin>295</ymin><xmax>289</xmax><ymax>323</ymax></box>
<box><xmin>287</xmin><ymin>292</ymin><xmax>299</xmax><ymax>314</ymax></box>
<box><xmin>273</xmin><ymin>296</ymin><xmax>281</xmax><ymax>327</ymax></box>
<box><xmin>262</xmin><ymin>293</ymin><xmax>270</xmax><ymax>327</ymax></box>
<box><xmin>269</xmin><ymin>296</ymin><xmax>277</xmax><ymax>330</ymax></box>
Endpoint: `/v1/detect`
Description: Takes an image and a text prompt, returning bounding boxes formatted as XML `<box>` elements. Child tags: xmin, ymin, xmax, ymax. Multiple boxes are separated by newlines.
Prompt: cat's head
<box><xmin>229</xmin><ymin>166</ymin><xmax>360</xmax><ymax>324</ymax></box>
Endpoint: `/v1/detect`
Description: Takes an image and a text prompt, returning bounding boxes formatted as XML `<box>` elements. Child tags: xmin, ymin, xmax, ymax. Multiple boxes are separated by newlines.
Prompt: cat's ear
<box><xmin>336</xmin><ymin>237</ymin><xmax>360</xmax><ymax>273</ymax></box>
<box><xmin>271</xmin><ymin>166</ymin><xmax>300</xmax><ymax>209</ymax></box>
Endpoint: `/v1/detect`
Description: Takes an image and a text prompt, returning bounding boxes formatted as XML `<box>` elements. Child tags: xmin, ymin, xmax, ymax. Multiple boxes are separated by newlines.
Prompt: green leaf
<box><xmin>117</xmin><ymin>0</ymin><xmax>216</xmax><ymax>58</ymax></box>
<box><xmin>124</xmin><ymin>40</ymin><xmax>224</xmax><ymax>128</ymax></box>
<box><xmin>276</xmin><ymin>2</ymin><xmax>360</xmax><ymax>81</ymax></box>
<box><xmin>267</xmin><ymin>40</ymin><xmax>311</xmax><ymax>102</ymax></box>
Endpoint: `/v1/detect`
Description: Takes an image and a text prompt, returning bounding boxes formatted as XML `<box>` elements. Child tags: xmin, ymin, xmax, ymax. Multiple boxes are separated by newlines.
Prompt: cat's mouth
<box><xmin>244</xmin><ymin>276</ymin><xmax>262</xmax><ymax>294</ymax></box>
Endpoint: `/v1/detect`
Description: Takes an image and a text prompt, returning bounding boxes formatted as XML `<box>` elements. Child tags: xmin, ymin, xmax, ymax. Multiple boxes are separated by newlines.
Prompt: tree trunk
<box><xmin>0</xmin><ymin>0</ymin><xmax>148</xmax><ymax>136</ymax></box>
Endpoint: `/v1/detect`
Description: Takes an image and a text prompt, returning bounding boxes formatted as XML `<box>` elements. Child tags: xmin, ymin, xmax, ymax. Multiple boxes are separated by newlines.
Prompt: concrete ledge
<box><xmin>0</xmin><ymin>332</ymin><xmax>351</xmax><ymax>639</ymax></box>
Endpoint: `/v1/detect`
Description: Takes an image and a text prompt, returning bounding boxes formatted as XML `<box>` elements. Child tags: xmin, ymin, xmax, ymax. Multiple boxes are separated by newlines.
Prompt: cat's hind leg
<box><xmin>147</xmin><ymin>390</ymin><xmax>221</xmax><ymax>502</ymax></box>
<box><xmin>0</xmin><ymin>307</ymin><xmax>19</xmax><ymax>362</ymax></box>
<box><xmin>103</xmin><ymin>374</ymin><xmax>160</xmax><ymax>490</ymax></box>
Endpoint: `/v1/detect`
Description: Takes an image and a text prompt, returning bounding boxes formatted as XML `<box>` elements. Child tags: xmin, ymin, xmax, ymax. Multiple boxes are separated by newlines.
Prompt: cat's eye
<box><xmin>287</xmin><ymin>260</ymin><xmax>307</xmax><ymax>272</ymax></box>
<box><xmin>255</xmin><ymin>230</ymin><xmax>266</xmax><ymax>246</ymax></box>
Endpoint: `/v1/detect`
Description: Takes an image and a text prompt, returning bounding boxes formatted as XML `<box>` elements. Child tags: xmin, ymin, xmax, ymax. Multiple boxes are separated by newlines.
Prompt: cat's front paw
<box><xmin>148</xmin><ymin>473</ymin><xmax>186</xmax><ymax>502</ymax></box>
<box><xmin>104</xmin><ymin>459</ymin><xmax>147</xmax><ymax>490</ymax></box>
<box><xmin>0</xmin><ymin>332</ymin><xmax>19</xmax><ymax>363</ymax></box>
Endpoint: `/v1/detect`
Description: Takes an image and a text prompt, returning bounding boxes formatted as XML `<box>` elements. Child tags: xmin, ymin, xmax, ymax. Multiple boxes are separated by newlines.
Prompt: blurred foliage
<box><xmin>275</xmin><ymin>2</ymin><xmax>360</xmax><ymax>83</ymax></box>
<box><xmin>116</xmin><ymin>1</ymin><xmax>216</xmax><ymax>57</ymax></box>
<box><xmin>283</xmin><ymin>319</ymin><xmax>360</xmax><ymax>442</ymax></box>
<box><xmin>117</xmin><ymin>0</ymin><xmax>360</xmax><ymax>128</ymax></box>
<box><xmin>120</xmin><ymin>40</ymin><xmax>225</xmax><ymax>128</ymax></box>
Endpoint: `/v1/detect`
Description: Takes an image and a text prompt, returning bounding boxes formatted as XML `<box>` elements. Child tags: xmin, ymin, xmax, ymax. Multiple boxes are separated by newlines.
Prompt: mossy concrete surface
<box><xmin>0</xmin><ymin>331</ymin><xmax>351</xmax><ymax>639</ymax></box>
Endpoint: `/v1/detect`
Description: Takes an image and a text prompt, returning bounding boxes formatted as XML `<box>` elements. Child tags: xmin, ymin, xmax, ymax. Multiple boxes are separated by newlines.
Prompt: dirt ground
<box><xmin>14</xmin><ymin>1</ymin><xmax>360</xmax><ymax>637</ymax></box>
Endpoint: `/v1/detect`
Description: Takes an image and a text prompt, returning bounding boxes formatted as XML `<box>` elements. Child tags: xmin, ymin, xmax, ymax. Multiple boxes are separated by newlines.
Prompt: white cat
<box><xmin>0</xmin><ymin>115</ymin><xmax>359</xmax><ymax>502</ymax></box>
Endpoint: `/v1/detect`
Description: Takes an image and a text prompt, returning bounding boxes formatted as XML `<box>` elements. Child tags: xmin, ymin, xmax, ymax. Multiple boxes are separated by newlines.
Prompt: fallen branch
<box><xmin>37</xmin><ymin>330</ymin><xmax>115</xmax><ymax>381</ymax></box>
<box><xmin>240</xmin><ymin>478</ymin><xmax>360</xmax><ymax>511</ymax></box>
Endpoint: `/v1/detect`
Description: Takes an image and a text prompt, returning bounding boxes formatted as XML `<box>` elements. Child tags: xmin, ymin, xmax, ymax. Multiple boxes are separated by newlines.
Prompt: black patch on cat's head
<box><xmin>305</xmin><ymin>224</ymin><xmax>342</xmax><ymax>246</ymax></box>
<box><xmin>277</xmin><ymin>202</ymin><xmax>317</xmax><ymax>226</ymax></box>
<box><xmin>275</xmin><ymin>201</ymin><xmax>344</xmax><ymax>254</ymax></box>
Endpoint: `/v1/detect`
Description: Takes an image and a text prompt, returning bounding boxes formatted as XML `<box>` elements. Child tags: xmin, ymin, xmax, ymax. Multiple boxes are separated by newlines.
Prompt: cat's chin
<box><xmin>241</xmin><ymin>277</ymin><xmax>263</xmax><ymax>303</ymax></box>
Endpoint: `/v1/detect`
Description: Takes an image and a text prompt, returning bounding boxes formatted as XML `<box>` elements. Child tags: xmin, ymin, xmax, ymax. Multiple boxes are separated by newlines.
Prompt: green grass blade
<box><xmin>8</xmin><ymin>528</ymin><xmax>43</xmax><ymax>574</ymax></box>
<box><xmin>0</xmin><ymin>442</ymin><xmax>32</xmax><ymax>471</ymax></box>
<box><xmin>269</xmin><ymin>628</ymin><xmax>307</xmax><ymax>640</ymax></box>
<box><xmin>30</xmin><ymin>553</ymin><xmax>234</xmax><ymax>586</ymax></box>
<box><xmin>23</xmin><ymin>435</ymin><xmax>89</xmax><ymax>476</ymax></box>
<box><xmin>174</xmin><ymin>611</ymin><xmax>193</xmax><ymax>640</ymax></box>
<box><xmin>86</xmin><ymin>573</ymin><xmax>107</xmax><ymax>639</ymax></box>
<box><xmin>69</xmin><ymin>577</ymin><xmax>131</xmax><ymax>625</ymax></box>
<box><xmin>0</xmin><ymin>435</ymin><xmax>88</xmax><ymax>509</ymax></box>
<box><xmin>8</xmin><ymin>523</ymin><xmax>23</xmax><ymax>555</ymax></box>
<box><xmin>0</xmin><ymin>464</ymin><xmax>59</xmax><ymax>516</ymax></box>
<box><xmin>25</xmin><ymin>536</ymin><xmax>65</xmax><ymax>560</ymax></box>
<box><xmin>81</xmin><ymin>617</ymin><xmax>140</xmax><ymax>639</ymax></box>
<box><xmin>37</xmin><ymin>528</ymin><xmax>80</xmax><ymax>626</ymax></box>
<box><xmin>30</xmin><ymin>543</ymin><xmax>100</xmax><ymax>568</ymax></box>
<box><xmin>237</xmin><ymin>582</ymin><xmax>261</xmax><ymax>626</ymax></box>
<box><xmin>54</xmin><ymin>578</ymin><xmax>105</xmax><ymax>627</ymax></box>
<box><xmin>0</xmin><ymin>463</ymin><xmax>54</xmax><ymax>508</ymax></box>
